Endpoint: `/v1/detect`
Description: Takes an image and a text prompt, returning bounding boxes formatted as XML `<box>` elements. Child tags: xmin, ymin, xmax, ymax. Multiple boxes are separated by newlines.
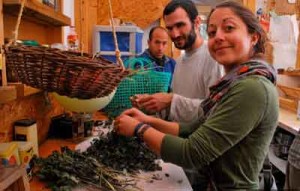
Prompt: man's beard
<box><xmin>173</xmin><ymin>27</ymin><xmax>197</xmax><ymax>50</ymax></box>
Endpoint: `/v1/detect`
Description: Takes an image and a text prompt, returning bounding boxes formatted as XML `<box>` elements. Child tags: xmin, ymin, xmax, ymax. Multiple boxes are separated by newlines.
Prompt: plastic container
<box><xmin>67</xmin><ymin>26</ymin><xmax>79</xmax><ymax>51</ymax></box>
<box><xmin>0</xmin><ymin>142</ymin><xmax>20</xmax><ymax>166</ymax></box>
<box><xmin>93</xmin><ymin>25</ymin><xmax>143</xmax><ymax>63</ymax></box>
<box><xmin>14</xmin><ymin>119</ymin><xmax>39</xmax><ymax>156</ymax></box>
<box><xmin>12</xmin><ymin>141</ymin><xmax>34</xmax><ymax>165</ymax></box>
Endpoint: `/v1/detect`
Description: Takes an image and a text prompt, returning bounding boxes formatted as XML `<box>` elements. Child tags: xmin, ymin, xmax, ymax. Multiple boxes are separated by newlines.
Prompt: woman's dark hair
<box><xmin>163</xmin><ymin>0</ymin><xmax>198</xmax><ymax>23</ymax></box>
<box><xmin>207</xmin><ymin>1</ymin><xmax>267</xmax><ymax>56</ymax></box>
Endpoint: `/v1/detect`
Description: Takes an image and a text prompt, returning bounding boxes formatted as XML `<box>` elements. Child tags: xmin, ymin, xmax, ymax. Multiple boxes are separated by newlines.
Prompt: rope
<box><xmin>3</xmin><ymin>0</ymin><xmax>26</xmax><ymax>87</ymax></box>
<box><xmin>8</xmin><ymin>0</ymin><xmax>26</xmax><ymax>46</ymax></box>
<box><xmin>80</xmin><ymin>0</ymin><xmax>84</xmax><ymax>56</ymax></box>
<box><xmin>107</xmin><ymin>0</ymin><xmax>125</xmax><ymax>71</ymax></box>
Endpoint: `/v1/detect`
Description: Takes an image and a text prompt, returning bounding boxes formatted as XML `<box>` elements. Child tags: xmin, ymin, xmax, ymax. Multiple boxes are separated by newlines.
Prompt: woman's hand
<box><xmin>114</xmin><ymin>114</ymin><xmax>140</xmax><ymax>137</ymax></box>
<box><xmin>122</xmin><ymin>108</ymin><xmax>151</xmax><ymax>123</ymax></box>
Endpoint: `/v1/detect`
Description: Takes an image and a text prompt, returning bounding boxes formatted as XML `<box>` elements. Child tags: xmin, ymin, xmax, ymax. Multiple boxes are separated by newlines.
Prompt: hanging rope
<box><xmin>8</xmin><ymin>0</ymin><xmax>26</xmax><ymax>46</ymax></box>
<box><xmin>107</xmin><ymin>0</ymin><xmax>125</xmax><ymax>71</ymax></box>
<box><xmin>80</xmin><ymin>0</ymin><xmax>84</xmax><ymax>56</ymax></box>
<box><xmin>3</xmin><ymin>0</ymin><xmax>26</xmax><ymax>87</ymax></box>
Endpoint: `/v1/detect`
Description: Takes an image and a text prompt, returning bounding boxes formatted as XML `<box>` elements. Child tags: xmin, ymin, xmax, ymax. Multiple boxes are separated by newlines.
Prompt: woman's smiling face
<box><xmin>207</xmin><ymin>8</ymin><xmax>258</xmax><ymax>70</ymax></box>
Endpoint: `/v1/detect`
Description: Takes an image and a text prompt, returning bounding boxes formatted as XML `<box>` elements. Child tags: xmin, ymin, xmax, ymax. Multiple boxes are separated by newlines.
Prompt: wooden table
<box><xmin>0</xmin><ymin>166</ymin><xmax>30</xmax><ymax>191</ymax></box>
<box><xmin>76</xmin><ymin>137</ymin><xmax>192</xmax><ymax>191</ymax></box>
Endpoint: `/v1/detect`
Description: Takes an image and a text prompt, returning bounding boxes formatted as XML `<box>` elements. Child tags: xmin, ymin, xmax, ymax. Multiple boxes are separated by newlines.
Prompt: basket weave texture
<box><xmin>5</xmin><ymin>45</ymin><xmax>129</xmax><ymax>99</ymax></box>
<box><xmin>103</xmin><ymin>57</ymin><xmax>171</xmax><ymax>117</ymax></box>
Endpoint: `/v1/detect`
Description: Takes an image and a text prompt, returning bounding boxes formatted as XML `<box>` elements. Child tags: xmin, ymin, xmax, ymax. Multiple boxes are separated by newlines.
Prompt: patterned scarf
<box><xmin>201</xmin><ymin>60</ymin><xmax>277</xmax><ymax>117</ymax></box>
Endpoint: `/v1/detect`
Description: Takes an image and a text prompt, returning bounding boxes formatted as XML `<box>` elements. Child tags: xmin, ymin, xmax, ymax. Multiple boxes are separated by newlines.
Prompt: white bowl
<box><xmin>53</xmin><ymin>90</ymin><xmax>116</xmax><ymax>113</ymax></box>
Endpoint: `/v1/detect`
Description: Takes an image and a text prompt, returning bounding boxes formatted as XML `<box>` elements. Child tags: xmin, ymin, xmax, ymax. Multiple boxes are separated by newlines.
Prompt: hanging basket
<box><xmin>4</xmin><ymin>45</ymin><xmax>130</xmax><ymax>99</ymax></box>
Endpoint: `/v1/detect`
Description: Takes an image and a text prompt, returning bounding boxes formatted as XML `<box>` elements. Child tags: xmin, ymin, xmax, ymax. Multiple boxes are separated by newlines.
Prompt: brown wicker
<box><xmin>4</xmin><ymin>45</ymin><xmax>130</xmax><ymax>99</ymax></box>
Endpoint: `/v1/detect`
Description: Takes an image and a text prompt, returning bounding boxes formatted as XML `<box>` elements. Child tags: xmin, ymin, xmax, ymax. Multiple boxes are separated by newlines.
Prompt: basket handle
<box><xmin>124</xmin><ymin>57</ymin><xmax>156</xmax><ymax>70</ymax></box>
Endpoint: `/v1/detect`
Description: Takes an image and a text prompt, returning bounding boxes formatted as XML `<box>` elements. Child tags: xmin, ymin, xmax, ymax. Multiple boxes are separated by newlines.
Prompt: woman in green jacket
<box><xmin>114</xmin><ymin>1</ymin><xmax>279</xmax><ymax>189</ymax></box>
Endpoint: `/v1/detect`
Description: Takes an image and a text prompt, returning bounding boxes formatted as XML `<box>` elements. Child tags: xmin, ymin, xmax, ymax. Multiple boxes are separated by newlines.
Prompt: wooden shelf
<box><xmin>277</xmin><ymin>84</ymin><xmax>300</xmax><ymax>99</ymax></box>
<box><xmin>3</xmin><ymin>0</ymin><xmax>71</xmax><ymax>26</ymax></box>
<box><xmin>0</xmin><ymin>85</ymin><xmax>17</xmax><ymax>104</ymax></box>
<box><xmin>278</xmin><ymin>70</ymin><xmax>300</xmax><ymax>77</ymax></box>
<box><xmin>279</xmin><ymin>97</ymin><xmax>297</xmax><ymax>112</ymax></box>
<box><xmin>0</xmin><ymin>166</ymin><xmax>30</xmax><ymax>190</ymax></box>
<box><xmin>278</xmin><ymin>108</ymin><xmax>300</xmax><ymax>135</ymax></box>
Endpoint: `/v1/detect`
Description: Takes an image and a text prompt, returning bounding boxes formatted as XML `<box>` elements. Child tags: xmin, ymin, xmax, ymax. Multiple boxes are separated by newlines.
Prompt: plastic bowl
<box><xmin>53</xmin><ymin>90</ymin><xmax>116</xmax><ymax>113</ymax></box>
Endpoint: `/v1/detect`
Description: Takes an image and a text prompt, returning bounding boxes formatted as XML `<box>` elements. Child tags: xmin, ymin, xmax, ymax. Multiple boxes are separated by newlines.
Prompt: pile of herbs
<box><xmin>85</xmin><ymin>131</ymin><xmax>161</xmax><ymax>173</ymax></box>
<box><xmin>32</xmin><ymin>124</ymin><xmax>162</xmax><ymax>191</ymax></box>
<box><xmin>32</xmin><ymin>146</ymin><xmax>136</xmax><ymax>191</ymax></box>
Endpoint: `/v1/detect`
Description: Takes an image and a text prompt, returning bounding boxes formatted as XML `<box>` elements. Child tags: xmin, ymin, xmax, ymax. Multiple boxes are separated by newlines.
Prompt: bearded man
<box><xmin>133</xmin><ymin>0</ymin><xmax>222</xmax><ymax>123</ymax></box>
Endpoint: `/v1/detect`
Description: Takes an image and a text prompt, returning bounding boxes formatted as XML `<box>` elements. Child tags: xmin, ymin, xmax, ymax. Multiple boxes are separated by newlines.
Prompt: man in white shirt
<box><xmin>133</xmin><ymin>0</ymin><xmax>222</xmax><ymax>123</ymax></box>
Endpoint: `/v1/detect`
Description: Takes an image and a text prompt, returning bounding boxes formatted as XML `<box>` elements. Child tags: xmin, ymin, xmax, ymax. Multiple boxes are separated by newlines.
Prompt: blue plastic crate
<box><xmin>93</xmin><ymin>25</ymin><xmax>143</xmax><ymax>63</ymax></box>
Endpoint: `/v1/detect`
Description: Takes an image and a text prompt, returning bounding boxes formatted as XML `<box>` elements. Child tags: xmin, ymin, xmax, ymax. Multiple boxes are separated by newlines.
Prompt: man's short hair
<box><xmin>148</xmin><ymin>26</ymin><xmax>168</xmax><ymax>40</ymax></box>
<box><xmin>163</xmin><ymin>0</ymin><xmax>198</xmax><ymax>23</ymax></box>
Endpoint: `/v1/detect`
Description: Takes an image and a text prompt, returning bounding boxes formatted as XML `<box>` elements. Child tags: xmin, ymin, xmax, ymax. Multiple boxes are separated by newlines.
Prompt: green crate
<box><xmin>103</xmin><ymin>57</ymin><xmax>171</xmax><ymax>117</ymax></box>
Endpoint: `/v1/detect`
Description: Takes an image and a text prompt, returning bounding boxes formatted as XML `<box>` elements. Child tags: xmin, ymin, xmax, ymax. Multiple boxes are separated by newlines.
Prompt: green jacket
<box><xmin>161</xmin><ymin>76</ymin><xmax>279</xmax><ymax>190</ymax></box>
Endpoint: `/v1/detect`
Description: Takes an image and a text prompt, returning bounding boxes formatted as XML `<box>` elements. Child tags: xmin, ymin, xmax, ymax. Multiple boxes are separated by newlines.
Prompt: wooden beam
<box><xmin>0</xmin><ymin>0</ymin><xmax>7</xmax><ymax>87</ymax></box>
<box><xmin>243</xmin><ymin>0</ymin><xmax>256</xmax><ymax>13</ymax></box>
<box><xmin>0</xmin><ymin>86</ymin><xmax>17</xmax><ymax>104</ymax></box>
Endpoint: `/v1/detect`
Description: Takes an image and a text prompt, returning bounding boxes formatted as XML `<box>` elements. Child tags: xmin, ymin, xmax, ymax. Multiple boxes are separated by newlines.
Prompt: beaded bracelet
<box><xmin>137</xmin><ymin>125</ymin><xmax>151</xmax><ymax>142</ymax></box>
<box><xmin>134</xmin><ymin>122</ymin><xmax>145</xmax><ymax>137</ymax></box>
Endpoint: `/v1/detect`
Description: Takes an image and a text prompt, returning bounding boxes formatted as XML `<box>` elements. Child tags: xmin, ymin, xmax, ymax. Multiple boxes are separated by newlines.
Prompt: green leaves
<box><xmin>32</xmin><ymin>147</ymin><xmax>129</xmax><ymax>190</ymax></box>
<box><xmin>85</xmin><ymin>131</ymin><xmax>162</xmax><ymax>173</ymax></box>
<box><xmin>32</xmin><ymin>131</ymin><xmax>162</xmax><ymax>190</ymax></box>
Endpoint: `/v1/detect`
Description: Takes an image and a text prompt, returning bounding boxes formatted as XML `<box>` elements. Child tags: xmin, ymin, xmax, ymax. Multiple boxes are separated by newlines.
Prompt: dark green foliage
<box><xmin>85</xmin><ymin>131</ymin><xmax>162</xmax><ymax>173</ymax></box>
<box><xmin>32</xmin><ymin>132</ymin><xmax>162</xmax><ymax>190</ymax></box>
<box><xmin>32</xmin><ymin>147</ymin><xmax>133</xmax><ymax>191</ymax></box>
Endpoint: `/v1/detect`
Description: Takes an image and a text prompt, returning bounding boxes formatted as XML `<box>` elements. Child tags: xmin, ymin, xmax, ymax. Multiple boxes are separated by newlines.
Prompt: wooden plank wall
<box><xmin>75</xmin><ymin>0</ymin><xmax>170</xmax><ymax>54</ymax></box>
<box><xmin>0</xmin><ymin>93</ymin><xmax>64</xmax><ymax>144</ymax></box>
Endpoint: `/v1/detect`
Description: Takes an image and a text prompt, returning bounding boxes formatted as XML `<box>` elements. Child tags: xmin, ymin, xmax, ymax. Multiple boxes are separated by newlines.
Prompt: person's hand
<box><xmin>130</xmin><ymin>94</ymin><xmax>149</xmax><ymax>108</ymax></box>
<box><xmin>132</xmin><ymin>93</ymin><xmax>173</xmax><ymax>113</ymax></box>
<box><xmin>114</xmin><ymin>114</ymin><xmax>140</xmax><ymax>137</ymax></box>
<box><xmin>122</xmin><ymin>108</ymin><xmax>151</xmax><ymax>123</ymax></box>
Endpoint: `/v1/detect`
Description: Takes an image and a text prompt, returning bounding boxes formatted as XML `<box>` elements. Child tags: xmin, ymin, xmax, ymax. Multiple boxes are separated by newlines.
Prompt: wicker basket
<box><xmin>4</xmin><ymin>45</ymin><xmax>129</xmax><ymax>99</ymax></box>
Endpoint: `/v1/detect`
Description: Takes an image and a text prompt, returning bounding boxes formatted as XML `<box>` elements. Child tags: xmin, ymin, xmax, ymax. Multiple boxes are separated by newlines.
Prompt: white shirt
<box><xmin>169</xmin><ymin>41</ymin><xmax>223</xmax><ymax>122</ymax></box>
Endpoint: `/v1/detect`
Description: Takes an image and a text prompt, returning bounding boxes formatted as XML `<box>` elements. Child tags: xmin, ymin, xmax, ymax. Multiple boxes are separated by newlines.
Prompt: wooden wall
<box><xmin>0</xmin><ymin>93</ymin><xmax>64</xmax><ymax>144</ymax></box>
<box><xmin>74</xmin><ymin>0</ymin><xmax>258</xmax><ymax>57</ymax></box>
<box><xmin>3</xmin><ymin>15</ymin><xmax>63</xmax><ymax>45</ymax></box>
<box><xmin>75</xmin><ymin>0</ymin><xmax>170</xmax><ymax>54</ymax></box>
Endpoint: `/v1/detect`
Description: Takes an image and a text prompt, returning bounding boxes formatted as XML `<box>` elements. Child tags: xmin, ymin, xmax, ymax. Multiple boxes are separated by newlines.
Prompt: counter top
<box><xmin>278</xmin><ymin>108</ymin><xmax>300</xmax><ymax>135</ymax></box>
<box><xmin>30</xmin><ymin>138</ymin><xmax>192</xmax><ymax>191</ymax></box>
<box><xmin>76</xmin><ymin>136</ymin><xmax>192</xmax><ymax>191</ymax></box>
